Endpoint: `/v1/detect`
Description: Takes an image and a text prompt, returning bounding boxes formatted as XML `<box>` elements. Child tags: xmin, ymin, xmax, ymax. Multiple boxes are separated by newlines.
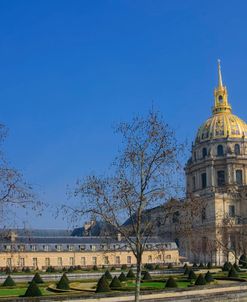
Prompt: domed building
<box><xmin>182</xmin><ymin>61</ymin><xmax>247</xmax><ymax>265</ymax></box>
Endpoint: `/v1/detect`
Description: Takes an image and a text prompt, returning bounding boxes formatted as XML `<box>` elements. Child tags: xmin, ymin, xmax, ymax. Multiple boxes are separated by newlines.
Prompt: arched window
<box><xmin>217</xmin><ymin>145</ymin><xmax>224</xmax><ymax>156</ymax></box>
<box><xmin>234</xmin><ymin>144</ymin><xmax>240</xmax><ymax>155</ymax></box>
<box><xmin>218</xmin><ymin>95</ymin><xmax>223</xmax><ymax>103</ymax></box>
<box><xmin>217</xmin><ymin>170</ymin><xmax>225</xmax><ymax>186</ymax></box>
<box><xmin>202</xmin><ymin>148</ymin><xmax>207</xmax><ymax>158</ymax></box>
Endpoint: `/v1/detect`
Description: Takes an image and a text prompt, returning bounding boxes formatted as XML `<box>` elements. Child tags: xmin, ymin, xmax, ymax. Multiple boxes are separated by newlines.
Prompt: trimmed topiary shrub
<box><xmin>184</xmin><ymin>267</ymin><xmax>190</xmax><ymax>275</ymax></box>
<box><xmin>96</xmin><ymin>276</ymin><xmax>110</xmax><ymax>293</ymax></box>
<box><xmin>93</xmin><ymin>265</ymin><xmax>98</xmax><ymax>271</ymax></box>
<box><xmin>32</xmin><ymin>272</ymin><xmax>44</xmax><ymax>284</ymax></box>
<box><xmin>165</xmin><ymin>276</ymin><xmax>177</xmax><ymax>288</ymax></box>
<box><xmin>228</xmin><ymin>267</ymin><xmax>238</xmax><ymax>278</ymax></box>
<box><xmin>24</xmin><ymin>281</ymin><xmax>42</xmax><ymax>297</ymax></box>
<box><xmin>126</xmin><ymin>269</ymin><xmax>135</xmax><ymax>279</ymax></box>
<box><xmin>205</xmin><ymin>271</ymin><xmax>214</xmax><ymax>283</ymax></box>
<box><xmin>142</xmin><ymin>271</ymin><xmax>152</xmax><ymax>280</ymax></box>
<box><xmin>118</xmin><ymin>272</ymin><xmax>127</xmax><ymax>282</ymax></box>
<box><xmin>155</xmin><ymin>264</ymin><xmax>160</xmax><ymax>270</ymax></box>
<box><xmin>198</xmin><ymin>263</ymin><xmax>204</xmax><ymax>268</ymax></box>
<box><xmin>57</xmin><ymin>273</ymin><xmax>70</xmax><ymax>290</ymax></box>
<box><xmin>121</xmin><ymin>264</ymin><xmax>127</xmax><ymax>271</ymax></box>
<box><xmin>25</xmin><ymin>267</ymin><xmax>31</xmax><ymax>273</ymax></box>
<box><xmin>5</xmin><ymin>267</ymin><xmax>11</xmax><ymax>274</ymax></box>
<box><xmin>110</xmin><ymin>267</ymin><xmax>116</xmax><ymax>271</ymax></box>
<box><xmin>167</xmin><ymin>263</ymin><xmax>173</xmax><ymax>269</ymax></box>
<box><xmin>46</xmin><ymin>266</ymin><xmax>55</xmax><ymax>273</ymax></box>
<box><xmin>233</xmin><ymin>263</ymin><xmax>240</xmax><ymax>272</ymax></box>
<box><xmin>239</xmin><ymin>254</ymin><xmax>247</xmax><ymax>267</ymax></box>
<box><xmin>183</xmin><ymin>263</ymin><xmax>188</xmax><ymax>269</ymax></box>
<box><xmin>207</xmin><ymin>262</ymin><xmax>212</xmax><ymax>269</ymax></box>
<box><xmin>2</xmin><ymin>275</ymin><xmax>16</xmax><ymax>287</ymax></box>
<box><xmin>188</xmin><ymin>270</ymin><xmax>197</xmax><ymax>280</ymax></box>
<box><xmin>104</xmin><ymin>270</ymin><xmax>113</xmax><ymax>280</ymax></box>
<box><xmin>192</xmin><ymin>263</ymin><xmax>198</xmax><ymax>268</ymax></box>
<box><xmin>222</xmin><ymin>262</ymin><xmax>232</xmax><ymax>272</ymax></box>
<box><xmin>144</xmin><ymin>263</ymin><xmax>154</xmax><ymax>270</ymax></box>
<box><xmin>110</xmin><ymin>276</ymin><xmax>122</xmax><ymax>288</ymax></box>
<box><xmin>13</xmin><ymin>268</ymin><xmax>18</xmax><ymax>273</ymax></box>
<box><xmin>195</xmin><ymin>274</ymin><xmax>206</xmax><ymax>286</ymax></box>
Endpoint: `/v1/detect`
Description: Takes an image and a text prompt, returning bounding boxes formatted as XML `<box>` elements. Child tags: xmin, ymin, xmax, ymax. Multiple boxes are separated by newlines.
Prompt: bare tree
<box><xmin>65</xmin><ymin>110</ymin><xmax>183</xmax><ymax>302</ymax></box>
<box><xmin>0</xmin><ymin>124</ymin><xmax>40</xmax><ymax>228</ymax></box>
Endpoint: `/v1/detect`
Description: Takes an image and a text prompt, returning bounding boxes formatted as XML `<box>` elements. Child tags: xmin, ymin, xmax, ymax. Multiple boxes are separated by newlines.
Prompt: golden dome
<box><xmin>196</xmin><ymin>113</ymin><xmax>247</xmax><ymax>143</ymax></box>
<box><xmin>196</xmin><ymin>60</ymin><xmax>247</xmax><ymax>143</ymax></box>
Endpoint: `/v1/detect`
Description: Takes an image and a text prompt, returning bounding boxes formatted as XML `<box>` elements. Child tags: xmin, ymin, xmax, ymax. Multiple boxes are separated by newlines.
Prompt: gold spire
<box><xmin>212</xmin><ymin>60</ymin><xmax>232</xmax><ymax>115</ymax></box>
<box><xmin>218</xmin><ymin>59</ymin><xmax>223</xmax><ymax>88</ymax></box>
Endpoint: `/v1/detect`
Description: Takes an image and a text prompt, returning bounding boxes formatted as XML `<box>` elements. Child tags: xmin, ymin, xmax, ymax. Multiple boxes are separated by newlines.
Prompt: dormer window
<box><xmin>202</xmin><ymin>148</ymin><xmax>207</xmax><ymax>158</ymax></box>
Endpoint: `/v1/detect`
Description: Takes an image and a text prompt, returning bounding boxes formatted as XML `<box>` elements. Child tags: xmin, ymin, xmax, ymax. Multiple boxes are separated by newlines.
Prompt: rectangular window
<box><xmin>201</xmin><ymin>173</ymin><xmax>207</xmax><ymax>189</ymax></box>
<box><xmin>166</xmin><ymin>254</ymin><xmax>171</xmax><ymax>259</ymax></box>
<box><xmin>81</xmin><ymin>257</ymin><xmax>86</xmax><ymax>266</ymax></box>
<box><xmin>104</xmin><ymin>256</ymin><xmax>109</xmax><ymax>265</ymax></box>
<box><xmin>202</xmin><ymin>207</ymin><xmax>207</xmax><ymax>221</ymax></box>
<box><xmin>236</xmin><ymin>170</ymin><xmax>243</xmax><ymax>185</ymax></box>
<box><xmin>127</xmin><ymin>256</ymin><xmax>131</xmax><ymax>264</ymax></box>
<box><xmin>217</xmin><ymin>170</ymin><xmax>225</xmax><ymax>186</ymax></box>
<box><xmin>148</xmin><ymin>255</ymin><xmax>152</xmax><ymax>263</ymax></box>
<box><xmin>45</xmin><ymin>258</ymin><xmax>50</xmax><ymax>267</ymax></box>
<box><xmin>229</xmin><ymin>234</ymin><xmax>236</xmax><ymax>250</ymax></box>
<box><xmin>43</xmin><ymin>245</ymin><xmax>49</xmax><ymax>251</ymax></box>
<box><xmin>192</xmin><ymin>176</ymin><xmax>196</xmax><ymax>191</ymax></box>
<box><xmin>19</xmin><ymin>258</ymin><xmax>25</xmax><ymax>267</ymax></box>
<box><xmin>92</xmin><ymin>257</ymin><xmax>97</xmax><ymax>265</ymax></box>
<box><xmin>6</xmin><ymin>258</ymin><xmax>12</xmax><ymax>267</ymax></box>
<box><xmin>79</xmin><ymin>245</ymin><xmax>86</xmax><ymax>251</ymax></box>
<box><xmin>115</xmin><ymin>256</ymin><xmax>120</xmax><ymax>265</ymax></box>
<box><xmin>57</xmin><ymin>257</ymin><xmax>62</xmax><ymax>266</ymax></box>
<box><xmin>69</xmin><ymin>257</ymin><xmax>75</xmax><ymax>266</ymax></box>
<box><xmin>229</xmin><ymin>205</ymin><xmax>235</xmax><ymax>218</ymax></box>
<box><xmin>157</xmin><ymin>255</ymin><xmax>162</xmax><ymax>263</ymax></box>
<box><xmin>33</xmin><ymin>258</ymin><xmax>38</xmax><ymax>268</ymax></box>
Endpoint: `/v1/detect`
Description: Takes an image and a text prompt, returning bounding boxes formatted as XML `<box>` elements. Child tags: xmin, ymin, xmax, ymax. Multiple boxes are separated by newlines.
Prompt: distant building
<box><xmin>0</xmin><ymin>229</ymin><xmax>179</xmax><ymax>270</ymax></box>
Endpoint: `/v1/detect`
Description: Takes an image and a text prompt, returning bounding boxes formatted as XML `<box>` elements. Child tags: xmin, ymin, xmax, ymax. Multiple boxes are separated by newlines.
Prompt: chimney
<box><xmin>117</xmin><ymin>233</ymin><xmax>121</xmax><ymax>242</ymax></box>
<box><xmin>10</xmin><ymin>231</ymin><xmax>17</xmax><ymax>242</ymax></box>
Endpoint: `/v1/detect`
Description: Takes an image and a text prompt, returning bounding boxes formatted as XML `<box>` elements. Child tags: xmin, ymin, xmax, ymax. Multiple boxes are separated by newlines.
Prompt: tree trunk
<box><xmin>134</xmin><ymin>255</ymin><xmax>142</xmax><ymax>302</ymax></box>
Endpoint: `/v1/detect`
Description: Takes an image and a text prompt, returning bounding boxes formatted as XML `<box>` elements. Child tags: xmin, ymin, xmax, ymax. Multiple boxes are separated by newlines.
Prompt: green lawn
<box><xmin>0</xmin><ymin>285</ymin><xmax>55</xmax><ymax>297</ymax></box>
<box><xmin>0</xmin><ymin>288</ymin><xmax>26</xmax><ymax>296</ymax></box>
<box><xmin>126</xmin><ymin>280</ymin><xmax>191</xmax><ymax>289</ymax></box>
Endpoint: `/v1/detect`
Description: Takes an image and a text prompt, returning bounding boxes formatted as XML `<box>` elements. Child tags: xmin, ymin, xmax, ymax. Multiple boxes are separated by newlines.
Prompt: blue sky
<box><xmin>1</xmin><ymin>0</ymin><xmax>247</xmax><ymax>228</ymax></box>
